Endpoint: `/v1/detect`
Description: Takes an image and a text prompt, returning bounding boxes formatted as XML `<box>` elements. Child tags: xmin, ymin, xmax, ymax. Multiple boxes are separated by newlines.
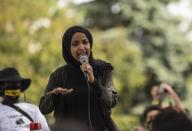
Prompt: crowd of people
<box><xmin>1</xmin><ymin>25</ymin><xmax>192</xmax><ymax>131</ymax></box>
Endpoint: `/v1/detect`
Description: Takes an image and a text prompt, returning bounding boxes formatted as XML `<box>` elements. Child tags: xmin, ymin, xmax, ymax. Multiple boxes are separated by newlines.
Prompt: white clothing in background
<box><xmin>0</xmin><ymin>102</ymin><xmax>50</xmax><ymax>131</ymax></box>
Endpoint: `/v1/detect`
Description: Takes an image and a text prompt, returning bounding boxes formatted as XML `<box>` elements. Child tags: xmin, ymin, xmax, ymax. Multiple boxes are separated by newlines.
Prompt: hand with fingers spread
<box><xmin>46</xmin><ymin>87</ymin><xmax>73</xmax><ymax>95</ymax></box>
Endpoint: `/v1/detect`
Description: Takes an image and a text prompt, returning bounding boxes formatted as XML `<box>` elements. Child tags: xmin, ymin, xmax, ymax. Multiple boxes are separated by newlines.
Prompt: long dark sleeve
<box><xmin>88</xmin><ymin>78</ymin><xmax>102</xmax><ymax>97</ymax></box>
<box><xmin>94</xmin><ymin>69</ymin><xmax>117</xmax><ymax>118</ymax></box>
<box><xmin>100</xmin><ymin>70</ymin><xmax>117</xmax><ymax>109</ymax></box>
<box><xmin>39</xmin><ymin>72</ymin><xmax>60</xmax><ymax>115</ymax></box>
<box><xmin>39</xmin><ymin>94</ymin><xmax>54</xmax><ymax>115</ymax></box>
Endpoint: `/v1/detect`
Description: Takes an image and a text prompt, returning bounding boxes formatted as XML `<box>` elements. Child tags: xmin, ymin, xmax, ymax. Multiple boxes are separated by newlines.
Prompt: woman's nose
<box><xmin>78</xmin><ymin>43</ymin><xmax>84</xmax><ymax>49</ymax></box>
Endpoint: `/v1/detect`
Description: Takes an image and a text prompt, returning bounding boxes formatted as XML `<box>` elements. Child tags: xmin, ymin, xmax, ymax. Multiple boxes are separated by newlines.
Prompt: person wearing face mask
<box><xmin>0</xmin><ymin>67</ymin><xmax>50</xmax><ymax>131</ymax></box>
<box><xmin>39</xmin><ymin>26</ymin><xmax>118</xmax><ymax>131</ymax></box>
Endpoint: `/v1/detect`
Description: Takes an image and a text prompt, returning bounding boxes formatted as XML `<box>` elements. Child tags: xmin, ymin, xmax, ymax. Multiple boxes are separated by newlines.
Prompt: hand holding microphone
<box><xmin>79</xmin><ymin>54</ymin><xmax>94</xmax><ymax>83</ymax></box>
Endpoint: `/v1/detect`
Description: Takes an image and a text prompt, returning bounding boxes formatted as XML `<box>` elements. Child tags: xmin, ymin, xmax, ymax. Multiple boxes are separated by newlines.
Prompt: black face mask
<box><xmin>4</xmin><ymin>96</ymin><xmax>20</xmax><ymax>103</ymax></box>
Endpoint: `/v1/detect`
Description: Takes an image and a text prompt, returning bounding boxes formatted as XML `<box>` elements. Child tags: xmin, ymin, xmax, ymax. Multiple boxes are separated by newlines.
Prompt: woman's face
<box><xmin>70</xmin><ymin>32</ymin><xmax>91</xmax><ymax>62</ymax></box>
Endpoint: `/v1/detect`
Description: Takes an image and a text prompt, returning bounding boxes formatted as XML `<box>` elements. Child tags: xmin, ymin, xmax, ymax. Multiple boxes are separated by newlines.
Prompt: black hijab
<box><xmin>62</xmin><ymin>26</ymin><xmax>93</xmax><ymax>67</ymax></box>
<box><xmin>62</xmin><ymin>26</ymin><xmax>113</xmax><ymax>72</ymax></box>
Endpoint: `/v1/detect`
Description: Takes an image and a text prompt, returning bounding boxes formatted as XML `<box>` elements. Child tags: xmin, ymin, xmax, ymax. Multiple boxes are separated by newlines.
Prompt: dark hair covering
<box><xmin>140</xmin><ymin>105</ymin><xmax>162</xmax><ymax>125</ymax></box>
<box><xmin>150</xmin><ymin>111</ymin><xmax>192</xmax><ymax>131</ymax></box>
<box><xmin>62</xmin><ymin>26</ymin><xmax>93</xmax><ymax>66</ymax></box>
<box><xmin>62</xmin><ymin>25</ymin><xmax>113</xmax><ymax>73</ymax></box>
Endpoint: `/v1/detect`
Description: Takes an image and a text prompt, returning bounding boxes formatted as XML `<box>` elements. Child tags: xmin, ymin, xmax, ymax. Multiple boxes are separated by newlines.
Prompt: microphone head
<box><xmin>79</xmin><ymin>54</ymin><xmax>88</xmax><ymax>64</ymax></box>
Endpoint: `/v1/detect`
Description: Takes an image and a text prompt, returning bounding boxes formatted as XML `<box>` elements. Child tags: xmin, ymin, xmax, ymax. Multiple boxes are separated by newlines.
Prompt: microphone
<box><xmin>79</xmin><ymin>54</ymin><xmax>88</xmax><ymax>64</ymax></box>
<box><xmin>79</xmin><ymin>54</ymin><xmax>89</xmax><ymax>79</ymax></box>
<box><xmin>79</xmin><ymin>54</ymin><xmax>93</xmax><ymax>130</ymax></box>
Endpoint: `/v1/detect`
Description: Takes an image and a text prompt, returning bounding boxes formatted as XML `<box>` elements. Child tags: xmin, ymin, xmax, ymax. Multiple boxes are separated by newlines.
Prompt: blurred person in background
<box><xmin>132</xmin><ymin>82</ymin><xmax>186</xmax><ymax>131</ymax></box>
<box><xmin>149</xmin><ymin>110</ymin><xmax>192</xmax><ymax>131</ymax></box>
<box><xmin>144</xmin><ymin>82</ymin><xmax>185</xmax><ymax>128</ymax></box>
<box><xmin>141</xmin><ymin>105</ymin><xmax>162</xmax><ymax>130</ymax></box>
<box><xmin>150</xmin><ymin>83</ymin><xmax>185</xmax><ymax>112</ymax></box>
<box><xmin>0</xmin><ymin>67</ymin><xmax>50</xmax><ymax>131</ymax></box>
<box><xmin>39</xmin><ymin>26</ymin><xmax>118</xmax><ymax>131</ymax></box>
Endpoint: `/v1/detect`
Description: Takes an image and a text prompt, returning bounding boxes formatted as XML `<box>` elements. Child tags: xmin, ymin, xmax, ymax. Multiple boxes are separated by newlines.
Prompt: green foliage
<box><xmin>92</xmin><ymin>27</ymin><xmax>147</xmax><ymax>112</ymax></box>
<box><xmin>1</xmin><ymin>0</ymin><xmax>192</xmax><ymax>130</ymax></box>
<box><xmin>0</xmin><ymin>0</ymin><xmax>84</xmax><ymax>104</ymax></box>
<box><xmin>113</xmin><ymin>113</ymin><xmax>139</xmax><ymax>131</ymax></box>
<box><xmin>81</xmin><ymin>0</ymin><xmax>192</xmax><ymax>113</ymax></box>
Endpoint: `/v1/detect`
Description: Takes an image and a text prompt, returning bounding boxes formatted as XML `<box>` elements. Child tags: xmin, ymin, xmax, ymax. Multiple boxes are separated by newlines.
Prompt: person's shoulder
<box><xmin>51</xmin><ymin>65</ymin><xmax>67</xmax><ymax>76</ymax></box>
<box><xmin>0</xmin><ymin>103</ymin><xmax>10</xmax><ymax>117</ymax></box>
<box><xmin>94</xmin><ymin>59</ymin><xmax>111</xmax><ymax>64</ymax></box>
<box><xmin>53</xmin><ymin>65</ymin><xmax>67</xmax><ymax>73</ymax></box>
<box><xmin>0</xmin><ymin>102</ymin><xmax>6</xmax><ymax>108</ymax></box>
<box><xmin>93</xmin><ymin>59</ymin><xmax>113</xmax><ymax>71</ymax></box>
<box><xmin>17</xmin><ymin>103</ymin><xmax>41</xmax><ymax>114</ymax></box>
<box><xmin>17</xmin><ymin>102</ymin><xmax>39</xmax><ymax>111</ymax></box>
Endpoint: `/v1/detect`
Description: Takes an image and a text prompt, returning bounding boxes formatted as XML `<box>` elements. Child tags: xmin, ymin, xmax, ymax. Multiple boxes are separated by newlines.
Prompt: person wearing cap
<box><xmin>0</xmin><ymin>67</ymin><xmax>50</xmax><ymax>131</ymax></box>
<box><xmin>39</xmin><ymin>26</ymin><xmax>118</xmax><ymax>131</ymax></box>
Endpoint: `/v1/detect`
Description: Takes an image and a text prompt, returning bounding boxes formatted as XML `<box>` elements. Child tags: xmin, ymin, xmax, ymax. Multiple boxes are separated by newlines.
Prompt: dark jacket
<box><xmin>39</xmin><ymin>60</ymin><xmax>118</xmax><ymax>131</ymax></box>
<box><xmin>40</xmin><ymin>26</ymin><xmax>118</xmax><ymax>131</ymax></box>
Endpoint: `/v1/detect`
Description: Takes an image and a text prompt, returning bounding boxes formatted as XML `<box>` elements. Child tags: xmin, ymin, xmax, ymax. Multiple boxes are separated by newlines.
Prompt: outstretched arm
<box><xmin>39</xmin><ymin>73</ymin><xmax>57</xmax><ymax>115</ymax></box>
<box><xmin>39</xmin><ymin>73</ymin><xmax>73</xmax><ymax>115</ymax></box>
<box><xmin>161</xmin><ymin>83</ymin><xmax>185</xmax><ymax>112</ymax></box>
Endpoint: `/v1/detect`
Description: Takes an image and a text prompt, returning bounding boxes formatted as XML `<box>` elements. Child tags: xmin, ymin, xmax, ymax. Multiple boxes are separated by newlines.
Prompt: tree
<box><xmin>0</xmin><ymin>0</ymin><xmax>84</xmax><ymax>103</ymax></box>
<box><xmin>80</xmin><ymin>0</ymin><xmax>192</xmax><ymax>111</ymax></box>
